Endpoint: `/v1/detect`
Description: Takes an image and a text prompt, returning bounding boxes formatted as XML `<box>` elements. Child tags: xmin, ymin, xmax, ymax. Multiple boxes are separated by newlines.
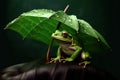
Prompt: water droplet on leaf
<box><xmin>68</xmin><ymin>19</ymin><xmax>72</xmax><ymax>22</ymax></box>
<box><xmin>83</xmin><ymin>29</ymin><xmax>87</xmax><ymax>33</ymax></box>
<box><xmin>55</xmin><ymin>14</ymin><xmax>59</xmax><ymax>17</ymax></box>
<box><xmin>97</xmin><ymin>39</ymin><xmax>100</xmax><ymax>42</ymax></box>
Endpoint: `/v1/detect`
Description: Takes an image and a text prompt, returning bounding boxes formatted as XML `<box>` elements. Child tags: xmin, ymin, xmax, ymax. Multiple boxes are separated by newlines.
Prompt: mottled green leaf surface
<box><xmin>5</xmin><ymin>9</ymin><xmax>110</xmax><ymax>54</ymax></box>
<box><xmin>5</xmin><ymin>9</ymin><xmax>78</xmax><ymax>45</ymax></box>
<box><xmin>78</xmin><ymin>19</ymin><xmax>111</xmax><ymax>54</ymax></box>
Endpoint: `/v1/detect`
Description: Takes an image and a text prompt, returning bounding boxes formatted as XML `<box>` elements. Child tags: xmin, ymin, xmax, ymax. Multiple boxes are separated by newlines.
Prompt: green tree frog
<box><xmin>50</xmin><ymin>30</ymin><xmax>91</xmax><ymax>67</ymax></box>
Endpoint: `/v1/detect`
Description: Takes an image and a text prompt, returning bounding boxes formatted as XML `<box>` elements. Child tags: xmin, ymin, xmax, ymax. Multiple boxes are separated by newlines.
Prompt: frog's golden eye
<box><xmin>62</xmin><ymin>31</ymin><xmax>68</xmax><ymax>38</ymax></box>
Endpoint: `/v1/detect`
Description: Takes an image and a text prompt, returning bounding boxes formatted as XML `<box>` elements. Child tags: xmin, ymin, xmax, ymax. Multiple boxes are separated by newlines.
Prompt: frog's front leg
<box><xmin>50</xmin><ymin>47</ymin><xmax>62</xmax><ymax>63</ymax></box>
<box><xmin>63</xmin><ymin>46</ymin><xmax>82</xmax><ymax>63</ymax></box>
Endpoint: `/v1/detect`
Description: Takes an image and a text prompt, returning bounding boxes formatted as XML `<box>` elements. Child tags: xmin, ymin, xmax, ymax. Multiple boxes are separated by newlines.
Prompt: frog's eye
<box><xmin>62</xmin><ymin>31</ymin><xmax>68</xmax><ymax>38</ymax></box>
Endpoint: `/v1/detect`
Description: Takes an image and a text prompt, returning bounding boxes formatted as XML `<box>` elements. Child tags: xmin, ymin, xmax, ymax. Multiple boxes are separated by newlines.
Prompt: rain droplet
<box><xmin>68</xmin><ymin>19</ymin><xmax>72</xmax><ymax>22</ymax></box>
<box><xmin>55</xmin><ymin>14</ymin><xmax>59</xmax><ymax>17</ymax></box>
<box><xmin>86</xmin><ymin>25</ymin><xmax>89</xmax><ymax>27</ymax></box>
<box><xmin>83</xmin><ymin>29</ymin><xmax>87</xmax><ymax>33</ymax></box>
<box><xmin>97</xmin><ymin>39</ymin><xmax>100</xmax><ymax>42</ymax></box>
<box><xmin>62</xmin><ymin>17</ymin><xmax>66</xmax><ymax>21</ymax></box>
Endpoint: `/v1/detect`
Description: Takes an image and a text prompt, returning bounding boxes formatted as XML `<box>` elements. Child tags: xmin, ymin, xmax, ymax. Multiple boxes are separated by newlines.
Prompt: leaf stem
<box><xmin>46</xmin><ymin>5</ymin><xmax>69</xmax><ymax>63</ymax></box>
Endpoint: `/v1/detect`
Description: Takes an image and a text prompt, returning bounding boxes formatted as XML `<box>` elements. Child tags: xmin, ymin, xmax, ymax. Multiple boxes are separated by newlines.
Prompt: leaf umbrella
<box><xmin>77</xmin><ymin>19</ymin><xmax>111</xmax><ymax>55</ymax></box>
<box><xmin>4</xmin><ymin>8</ymin><xmax>111</xmax><ymax>58</ymax></box>
<box><xmin>5</xmin><ymin>9</ymin><xmax>78</xmax><ymax>45</ymax></box>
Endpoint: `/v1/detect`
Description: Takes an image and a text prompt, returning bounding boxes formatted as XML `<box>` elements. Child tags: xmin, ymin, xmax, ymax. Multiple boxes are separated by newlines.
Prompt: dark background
<box><xmin>0</xmin><ymin>0</ymin><xmax>119</xmax><ymax>79</ymax></box>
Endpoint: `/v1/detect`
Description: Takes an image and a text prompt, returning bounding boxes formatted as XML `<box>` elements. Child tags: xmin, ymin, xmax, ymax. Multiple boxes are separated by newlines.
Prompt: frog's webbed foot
<box><xmin>61</xmin><ymin>58</ymin><xmax>73</xmax><ymax>63</ymax></box>
<box><xmin>49</xmin><ymin>57</ymin><xmax>74</xmax><ymax>63</ymax></box>
<box><xmin>49</xmin><ymin>57</ymin><xmax>62</xmax><ymax>63</ymax></box>
<box><xmin>79</xmin><ymin>61</ymin><xmax>91</xmax><ymax>68</ymax></box>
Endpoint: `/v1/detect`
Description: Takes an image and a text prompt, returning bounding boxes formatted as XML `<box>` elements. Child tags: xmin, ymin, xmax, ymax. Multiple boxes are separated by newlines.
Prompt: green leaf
<box><xmin>78</xmin><ymin>19</ymin><xmax>98</xmax><ymax>39</ymax></box>
<box><xmin>5</xmin><ymin>9</ymin><xmax>111</xmax><ymax>54</ymax></box>
<box><xmin>77</xmin><ymin>19</ymin><xmax>111</xmax><ymax>54</ymax></box>
<box><xmin>5</xmin><ymin>9</ymin><xmax>78</xmax><ymax>45</ymax></box>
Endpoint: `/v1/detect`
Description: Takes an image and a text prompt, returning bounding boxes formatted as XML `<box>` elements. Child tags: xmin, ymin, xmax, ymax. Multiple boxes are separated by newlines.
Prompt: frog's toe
<box><xmin>61</xmin><ymin>59</ymin><xmax>66</xmax><ymax>63</ymax></box>
<box><xmin>49</xmin><ymin>58</ymin><xmax>60</xmax><ymax>63</ymax></box>
<box><xmin>60</xmin><ymin>58</ymin><xmax>73</xmax><ymax>63</ymax></box>
<box><xmin>79</xmin><ymin>61</ymin><xmax>91</xmax><ymax>68</ymax></box>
